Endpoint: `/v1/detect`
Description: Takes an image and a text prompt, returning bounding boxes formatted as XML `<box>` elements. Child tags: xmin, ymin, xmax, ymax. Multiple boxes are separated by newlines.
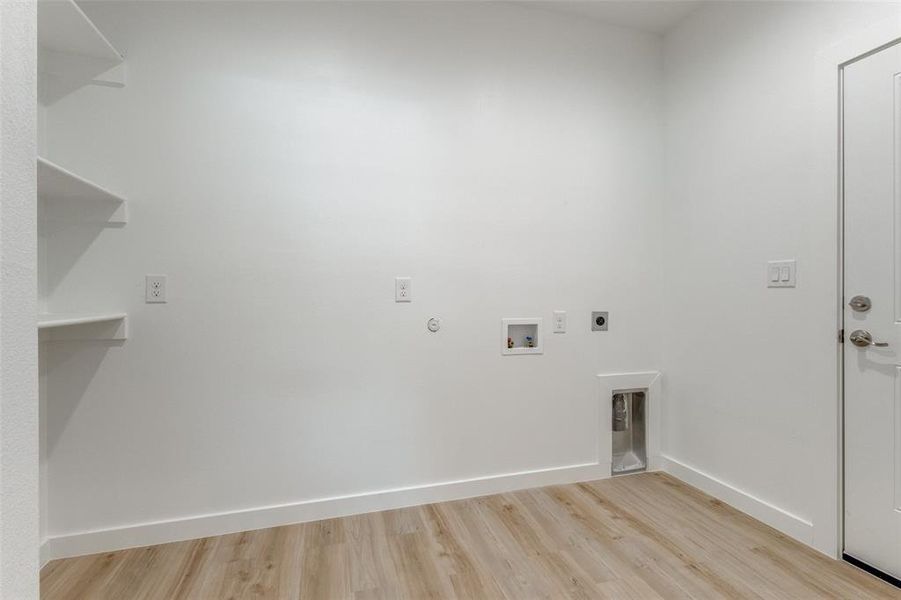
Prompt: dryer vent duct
<box><xmin>612</xmin><ymin>390</ymin><xmax>647</xmax><ymax>475</ymax></box>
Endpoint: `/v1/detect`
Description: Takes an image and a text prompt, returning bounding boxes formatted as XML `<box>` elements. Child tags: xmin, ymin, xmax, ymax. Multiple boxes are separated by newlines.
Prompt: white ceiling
<box><xmin>526</xmin><ymin>1</ymin><xmax>702</xmax><ymax>34</ymax></box>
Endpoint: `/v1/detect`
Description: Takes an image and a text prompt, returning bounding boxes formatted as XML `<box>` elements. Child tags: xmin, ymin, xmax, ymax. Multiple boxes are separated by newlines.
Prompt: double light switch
<box><xmin>767</xmin><ymin>260</ymin><xmax>796</xmax><ymax>288</ymax></box>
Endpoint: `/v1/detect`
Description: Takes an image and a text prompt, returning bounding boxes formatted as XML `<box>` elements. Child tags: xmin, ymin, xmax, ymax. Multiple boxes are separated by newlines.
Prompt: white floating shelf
<box><xmin>38</xmin><ymin>0</ymin><xmax>125</xmax><ymax>104</ymax></box>
<box><xmin>38</xmin><ymin>0</ymin><xmax>121</xmax><ymax>61</ymax></box>
<box><xmin>38</xmin><ymin>312</ymin><xmax>126</xmax><ymax>329</ymax></box>
<box><xmin>38</xmin><ymin>312</ymin><xmax>127</xmax><ymax>342</ymax></box>
<box><xmin>38</xmin><ymin>156</ymin><xmax>127</xmax><ymax>224</ymax></box>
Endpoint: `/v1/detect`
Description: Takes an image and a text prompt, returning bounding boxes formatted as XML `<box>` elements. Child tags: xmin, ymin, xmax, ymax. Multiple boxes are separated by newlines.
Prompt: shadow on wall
<box><xmin>39</xmin><ymin>202</ymin><xmax>123</xmax><ymax>299</ymax></box>
<box><xmin>41</xmin><ymin>340</ymin><xmax>123</xmax><ymax>457</ymax></box>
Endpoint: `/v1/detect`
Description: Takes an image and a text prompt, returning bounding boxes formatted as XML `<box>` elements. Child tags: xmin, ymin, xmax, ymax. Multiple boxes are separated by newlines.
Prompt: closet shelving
<box><xmin>38</xmin><ymin>0</ymin><xmax>124</xmax><ymax>105</ymax></box>
<box><xmin>38</xmin><ymin>313</ymin><xmax>127</xmax><ymax>329</ymax></box>
<box><xmin>37</xmin><ymin>0</ymin><xmax>128</xmax><ymax>341</ymax></box>
<box><xmin>38</xmin><ymin>313</ymin><xmax>127</xmax><ymax>342</ymax></box>
<box><xmin>37</xmin><ymin>157</ymin><xmax>128</xmax><ymax>224</ymax></box>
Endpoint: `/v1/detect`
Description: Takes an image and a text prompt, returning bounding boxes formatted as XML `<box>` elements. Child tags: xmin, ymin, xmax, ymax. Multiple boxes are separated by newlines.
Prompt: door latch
<box><xmin>849</xmin><ymin>329</ymin><xmax>889</xmax><ymax>348</ymax></box>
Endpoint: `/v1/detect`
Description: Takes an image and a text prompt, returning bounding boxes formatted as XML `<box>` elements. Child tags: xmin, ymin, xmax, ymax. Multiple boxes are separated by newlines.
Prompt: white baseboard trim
<box><xmin>40</xmin><ymin>539</ymin><xmax>50</xmax><ymax>570</ymax></box>
<box><xmin>661</xmin><ymin>454</ymin><xmax>814</xmax><ymax>545</ymax></box>
<box><xmin>44</xmin><ymin>460</ymin><xmax>612</xmax><ymax>562</ymax></box>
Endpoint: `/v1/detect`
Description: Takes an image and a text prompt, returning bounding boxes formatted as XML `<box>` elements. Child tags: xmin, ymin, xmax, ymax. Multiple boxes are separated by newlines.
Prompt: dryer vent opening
<box><xmin>612</xmin><ymin>390</ymin><xmax>647</xmax><ymax>475</ymax></box>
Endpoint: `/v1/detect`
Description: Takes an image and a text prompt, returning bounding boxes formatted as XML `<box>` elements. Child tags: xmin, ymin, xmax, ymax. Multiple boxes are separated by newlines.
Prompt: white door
<box><xmin>844</xmin><ymin>41</ymin><xmax>901</xmax><ymax>578</ymax></box>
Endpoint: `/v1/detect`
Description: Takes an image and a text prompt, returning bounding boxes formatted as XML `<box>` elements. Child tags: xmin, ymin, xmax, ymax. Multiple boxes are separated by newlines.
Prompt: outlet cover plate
<box><xmin>553</xmin><ymin>310</ymin><xmax>566</xmax><ymax>333</ymax></box>
<box><xmin>145</xmin><ymin>275</ymin><xmax>167</xmax><ymax>303</ymax></box>
<box><xmin>395</xmin><ymin>277</ymin><xmax>411</xmax><ymax>302</ymax></box>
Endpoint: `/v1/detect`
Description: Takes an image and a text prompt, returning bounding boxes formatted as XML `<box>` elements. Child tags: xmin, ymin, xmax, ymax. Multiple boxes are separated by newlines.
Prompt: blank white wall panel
<box><xmin>41</xmin><ymin>1</ymin><xmax>665</xmax><ymax>551</ymax></box>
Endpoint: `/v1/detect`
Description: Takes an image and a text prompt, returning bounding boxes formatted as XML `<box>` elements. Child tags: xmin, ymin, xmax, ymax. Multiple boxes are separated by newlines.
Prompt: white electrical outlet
<box><xmin>553</xmin><ymin>310</ymin><xmax>566</xmax><ymax>333</ymax></box>
<box><xmin>145</xmin><ymin>275</ymin><xmax>167</xmax><ymax>303</ymax></box>
<box><xmin>395</xmin><ymin>277</ymin><xmax>411</xmax><ymax>302</ymax></box>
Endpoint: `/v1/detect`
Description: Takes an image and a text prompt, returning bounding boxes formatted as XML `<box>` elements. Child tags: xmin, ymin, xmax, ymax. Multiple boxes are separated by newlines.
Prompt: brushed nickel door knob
<box><xmin>849</xmin><ymin>329</ymin><xmax>888</xmax><ymax>348</ymax></box>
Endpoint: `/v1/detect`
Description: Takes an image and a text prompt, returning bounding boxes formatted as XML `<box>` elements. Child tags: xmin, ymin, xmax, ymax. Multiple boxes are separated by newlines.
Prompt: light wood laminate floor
<box><xmin>41</xmin><ymin>472</ymin><xmax>900</xmax><ymax>599</ymax></box>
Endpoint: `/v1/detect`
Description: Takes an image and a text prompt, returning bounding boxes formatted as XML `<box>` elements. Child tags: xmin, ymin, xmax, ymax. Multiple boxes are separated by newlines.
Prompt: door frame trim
<box><xmin>827</xmin><ymin>18</ymin><xmax>901</xmax><ymax>559</ymax></box>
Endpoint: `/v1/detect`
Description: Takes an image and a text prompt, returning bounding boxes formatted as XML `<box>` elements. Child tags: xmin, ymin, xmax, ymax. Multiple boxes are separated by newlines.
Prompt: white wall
<box><xmin>662</xmin><ymin>1</ymin><xmax>901</xmax><ymax>556</ymax></box>
<box><xmin>0</xmin><ymin>0</ymin><xmax>39</xmax><ymax>595</ymax></box>
<box><xmin>41</xmin><ymin>1</ymin><xmax>664</xmax><ymax>552</ymax></box>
